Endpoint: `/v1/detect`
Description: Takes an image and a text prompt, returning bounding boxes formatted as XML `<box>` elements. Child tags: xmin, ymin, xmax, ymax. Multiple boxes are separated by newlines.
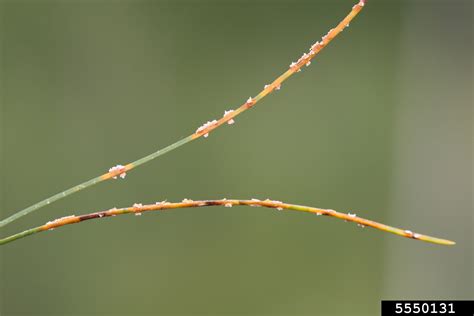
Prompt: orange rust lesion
<box><xmin>40</xmin><ymin>215</ymin><xmax>80</xmax><ymax>231</ymax></box>
<box><xmin>244</xmin><ymin>97</ymin><xmax>256</xmax><ymax>109</ymax></box>
<box><xmin>101</xmin><ymin>164</ymin><xmax>131</xmax><ymax>180</ymax></box>
<box><xmin>222</xmin><ymin>113</ymin><xmax>235</xmax><ymax>125</ymax></box>
<box><xmin>192</xmin><ymin>109</ymin><xmax>243</xmax><ymax>140</ymax></box>
<box><xmin>193</xmin><ymin>120</ymin><xmax>219</xmax><ymax>139</ymax></box>
<box><xmin>105</xmin><ymin>207</ymin><xmax>120</xmax><ymax>216</ymax></box>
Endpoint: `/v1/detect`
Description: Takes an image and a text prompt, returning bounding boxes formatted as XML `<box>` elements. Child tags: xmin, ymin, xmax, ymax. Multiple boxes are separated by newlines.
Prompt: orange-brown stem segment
<box><xmin>191</xmin><ymin>1</ymin><xmax>366</xmax><ymax>140</ymax></box>
<box><xmin>0</xmin><ymin>198</ymin><xmax>455</xmax><ymax>246</ymax></box>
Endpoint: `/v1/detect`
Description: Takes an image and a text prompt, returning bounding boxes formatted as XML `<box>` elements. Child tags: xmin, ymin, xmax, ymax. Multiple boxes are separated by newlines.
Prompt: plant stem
<box><xmin>0</xmin><ymin>1</ymin><xmax>366</xmax><ymax>228</ymax></box>
<box><xmin>0</xmin><ymin>198</ymin><xmax>455</xmax><ymax>246</ymax></box>
<box><xmin>0</xmin><ymin>136</ymin><xmax>194</xmax><ymax>228</ymax></box>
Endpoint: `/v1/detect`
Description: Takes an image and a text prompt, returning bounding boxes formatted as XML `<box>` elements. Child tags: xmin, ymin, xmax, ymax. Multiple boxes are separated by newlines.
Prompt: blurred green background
<box><xmin>0</xmin><ymin>0</ymin><xmax>472</xmax><ymax>315</ymax></box>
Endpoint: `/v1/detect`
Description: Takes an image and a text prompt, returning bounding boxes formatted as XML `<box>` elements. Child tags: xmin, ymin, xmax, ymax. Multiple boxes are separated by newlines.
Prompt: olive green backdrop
<box><xmin>0</xmin><ymin>0</ymin><xmax>472</xmax><ymax>315</ymax></box>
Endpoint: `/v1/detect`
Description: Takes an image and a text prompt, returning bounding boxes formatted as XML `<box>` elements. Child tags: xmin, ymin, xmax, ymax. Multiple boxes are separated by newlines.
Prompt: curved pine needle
<box><xmin>0</xmin><ymin>1</ymin><xmax>366</xmax><ymax>228</ymax></box>
<box><xmin>0</xmin><ymin>198</ymin><xmax>455</xmax><ymax>246</ymax></box>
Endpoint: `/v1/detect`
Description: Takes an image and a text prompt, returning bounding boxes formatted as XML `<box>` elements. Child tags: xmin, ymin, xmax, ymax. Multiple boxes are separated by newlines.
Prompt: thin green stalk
<box><xmin>0</xmin><ymin>1</ymin><xmax>366</xmax><ymax>228</ymax></box>
<box><xmin>0</xmin><ymin>136</ymin><xmax>194</xmax><ymax>228</ymax></box>
<box><xmin>0</xmin><ymin>198</ymin><xmax>455</xmax><ymax>246</ymax></box>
